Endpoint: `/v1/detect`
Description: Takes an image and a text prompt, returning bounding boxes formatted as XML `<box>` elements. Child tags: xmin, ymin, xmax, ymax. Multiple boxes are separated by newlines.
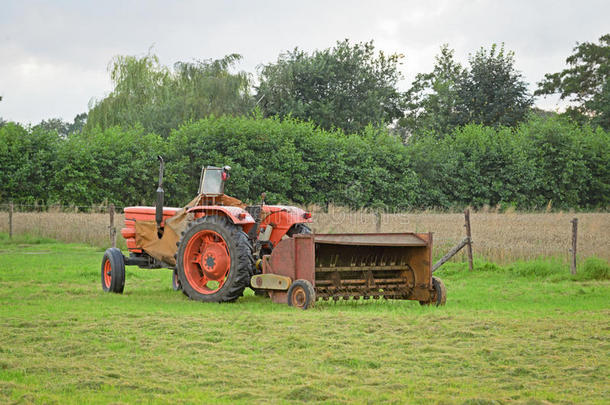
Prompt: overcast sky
<box><xmin>1</xmin><ymin>0</ymin><xmax>608</xmax><ymax>124</ymax></box>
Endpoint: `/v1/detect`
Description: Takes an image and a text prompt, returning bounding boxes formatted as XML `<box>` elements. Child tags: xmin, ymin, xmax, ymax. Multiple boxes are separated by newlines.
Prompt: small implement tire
<box><xmin>287</xmin><ymin>279</ymin><xmax>315</xmax><ymax>310</ymax></box>
<box><xmin>176</xmin><ymin>216</ymin><xmax>254</xmax><ymax>303</ymax></box>
<box><xmin>172</xmin><ymin>268</ymin><xmax>181</xmax><ymax>291</ymax></box>
<box><xmin>420</xmin><ymin>276</ymin><xmax>446</xmax><ymax>306</ymax></box>
<box><xmin>101</xmin><ymin>248</ymin><xmax>125</xmax><ymax>293</ymax></box>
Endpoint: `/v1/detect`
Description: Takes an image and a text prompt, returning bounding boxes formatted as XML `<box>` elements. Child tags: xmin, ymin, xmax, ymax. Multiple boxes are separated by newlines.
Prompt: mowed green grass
<box><xmin>0</xmin><ymin>234</ymin><xmax>608</xmax><ymax>404</ymax></box>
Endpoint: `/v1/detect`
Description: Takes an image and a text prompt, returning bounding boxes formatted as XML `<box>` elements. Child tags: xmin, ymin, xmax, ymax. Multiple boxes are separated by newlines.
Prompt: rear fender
<box><xmin>187</xmin><ymin>206</ymin><xmax>255</xmax><ymax>226</ymax></box>
<box><xmin>261</xmin><ymin>205</ymin><xmax>313</xmax><ymax>246</ymax></box>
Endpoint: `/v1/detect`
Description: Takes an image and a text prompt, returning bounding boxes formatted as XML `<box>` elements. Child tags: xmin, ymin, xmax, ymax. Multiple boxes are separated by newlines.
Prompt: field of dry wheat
<box><xmin>0</xmin><ymin>207</ymin><xmax>608</xmax><ymax>264</ymax></box>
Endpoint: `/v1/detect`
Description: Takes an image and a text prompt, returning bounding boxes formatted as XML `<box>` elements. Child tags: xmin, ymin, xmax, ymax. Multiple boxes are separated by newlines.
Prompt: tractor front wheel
<box><xmin>176</xmin><ymin>216</ymin><xmax>253</xmax><ymax>303</ymax></box>
<box><xmin>101</xmin><ymin>248</ymin><xmax>125</xmax><ymax>293</ymax></box>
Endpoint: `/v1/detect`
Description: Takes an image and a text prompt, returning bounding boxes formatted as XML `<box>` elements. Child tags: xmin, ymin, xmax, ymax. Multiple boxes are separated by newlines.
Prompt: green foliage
<box><xmin>164</xmin><ymin>115</ymin><xmax>418</xmax><ymax>209</ymax></box>
<box><xmin>256</xmin><ymin>40</ymin><xmax>406</xmax><ymax>134</ymax></box>
<box><xmin>86</xmin><ymin>53</ymin><xmax>252</xmax><ymax>137</ymax></box>
<box><xmin>405</xmin><ymin>114</ymin><xmax>608</xmax><ymax>210</ymax></box>
<box><xmin>403</xmin><ymin>44</ymin><xmax>465</xmax><ymax>137</ymax></box>
<box><xmin>442</xmin><ymin>257</ymin><xmax>610</xmax><ymax>281</ymax></box>
<box><xmin>574</xmin><ymin>257</ymin><xmax>610</xmax><ymax>281</ymax></box>
<box><xmin>33</xmin><ymin>113</ymin><xmax>87</xmax><ymax>138</ymax></box>
<box><xmin>0</xmin><ymin>122</ymin><xmax>60</xmax><ymax>204</ymax></box>
<box><xmin>404</xmin><ymin>44</ymin><xmax>532</xmax><ymax>138</ymax></box>
<box><xmin>0</xmin><ymin>114</ymin><xmax>608</xmax><ymax>210</ymax></box>
<box><xmin>536</xmin><ymin>34</ymin><xmax>610</xmax><ymax>130</ymax></box>
<box><xmin>518</xmin><ymin>115</ymin><xmax>593</xmax><ymax>208</ymax></box>
<box><xmin>457</xmin><ymin>44</ymin><xmax>533</xmax><ymax>127</ymax></box>
<box><xmin>49</xmin><ymin>126</ymin><xmax>165</xmax><ymax>206</ymax></box>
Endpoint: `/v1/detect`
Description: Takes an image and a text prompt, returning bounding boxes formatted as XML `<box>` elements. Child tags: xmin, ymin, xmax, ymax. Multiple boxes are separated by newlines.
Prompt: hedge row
<box><xmin>0</xmin><ymin>114</ymin><xmax>607</xmax><ymax>210</ymax></box>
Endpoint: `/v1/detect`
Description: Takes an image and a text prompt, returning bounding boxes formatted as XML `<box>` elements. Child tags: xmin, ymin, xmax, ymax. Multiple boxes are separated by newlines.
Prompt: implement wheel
<box><xmin>176</xmin><ymin>216</ymin><xmax>253</xmax><ymax>303</ymax></box>
<box><xmin>420</xmin><ymin>276</ymin><xmax>446</xmax><ymax>306</ymax></box>
<box><xmin>101</xmin><ymin>248</ymin><xmax>125</xmax><ymax>293</ymax></box>
<box><xmin>287</xmin><ymin>279</ymin><xmax>315</xmax><ymax>310</ymax></box>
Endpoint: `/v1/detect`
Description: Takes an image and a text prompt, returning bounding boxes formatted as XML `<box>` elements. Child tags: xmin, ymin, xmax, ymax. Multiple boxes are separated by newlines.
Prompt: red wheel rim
<box><xmin>183</xmin><ymin>230</ymin><xmax>231</xmax><ymax>294</ymax></box>
<box><xmin>103</xmin><ymin>259</ymin><xmax>112</xmax><ymax>288</ymax></box>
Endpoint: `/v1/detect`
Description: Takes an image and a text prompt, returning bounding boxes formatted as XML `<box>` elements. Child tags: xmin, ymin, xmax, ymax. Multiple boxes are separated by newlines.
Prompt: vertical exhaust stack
<box><xmin>156</xmin><ymin>156</ymin><xmax>165</xmax><ymax>235</ymax></box>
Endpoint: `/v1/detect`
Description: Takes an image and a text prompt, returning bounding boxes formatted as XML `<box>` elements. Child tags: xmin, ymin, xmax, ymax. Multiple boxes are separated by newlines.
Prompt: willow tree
<box><xmin>86</xmin><ymin>53</ymin><xmax>253</xmax><ymax>137</ymax></box>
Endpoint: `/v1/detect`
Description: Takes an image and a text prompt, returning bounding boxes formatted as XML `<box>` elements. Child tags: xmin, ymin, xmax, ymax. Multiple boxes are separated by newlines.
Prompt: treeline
<box><xmin>1</xmin><ymin>35</ymin><xmax>608</xmax><ymax>210</ymax></box>
<box><xmin>1</xmin><ymin>114</ymin><xmax>607</xmax><ymax>210</ymax></box>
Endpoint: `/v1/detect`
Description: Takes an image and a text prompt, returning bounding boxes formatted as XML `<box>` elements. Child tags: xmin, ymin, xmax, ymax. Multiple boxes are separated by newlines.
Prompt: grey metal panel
<box><xmin>314</xmin><ymin>233</ymin><xmax>428</xmax><ymax>247</ymax></box>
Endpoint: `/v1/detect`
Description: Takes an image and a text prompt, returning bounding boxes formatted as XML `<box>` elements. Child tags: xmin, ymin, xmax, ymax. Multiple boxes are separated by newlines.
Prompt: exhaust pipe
<box><xmin>156</xmin><ymin>156</ymin><xmax>165</xmax><ymax>234</ymax></box>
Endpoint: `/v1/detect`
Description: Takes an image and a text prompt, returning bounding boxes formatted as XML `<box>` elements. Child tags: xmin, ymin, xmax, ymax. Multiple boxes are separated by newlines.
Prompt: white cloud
<box><xmin>0</xmin><ymin>0</ymin><xmax>607</xmax><ymax>123</ymax></box>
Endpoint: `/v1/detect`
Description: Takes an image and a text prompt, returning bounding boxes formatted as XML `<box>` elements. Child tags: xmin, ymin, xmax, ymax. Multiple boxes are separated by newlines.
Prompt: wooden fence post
<box><xmin>109</xmin><ymin>203</ymin><xmax>116</xmax><ymax>248</ymax></box>
<box><xmin>9</xmin><ymin>202</ymin><xmax>13</xmax><ymax>239</ymax></box>
<box><xmin>375</xmin><ymin>210</ymin><xmax>381</xmax><ymax>233</ymax></box>
<box><xmin>570</xmin><ymin>218</ymin><xmax>578</xmax><ymax>275</ymax></box>
<box><xmin>464</xmin><ymin>208</ymin><xmax>473</xmax><ymax>271</ymax></box>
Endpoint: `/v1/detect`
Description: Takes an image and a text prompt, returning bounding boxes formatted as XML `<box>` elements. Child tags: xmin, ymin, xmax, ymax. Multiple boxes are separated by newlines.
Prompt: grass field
<box><xmin>0</xmin><ymin>233</ymin><xmax>608</xmax><ymax>404</ymax></box>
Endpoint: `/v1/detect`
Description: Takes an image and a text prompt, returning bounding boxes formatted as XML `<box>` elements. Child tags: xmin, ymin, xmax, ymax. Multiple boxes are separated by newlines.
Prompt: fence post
<box><xmin>109</xmin><ymin>203</ymin><xmax>116</xmax><ymax>248</ymax></box>
<box><xmin>464</xmin><ymin>208</ymin><xmax>473</xmax><ymax>271</ymax></box>
<box><xmin>9</xmin><ymin>202</ymin><xmax>13</xmax><ymax>239</ymax></box>
<box><xmin>570</xmin><ymin>218</ymin><xmax>578</xmax><ymax>275</ymax></box>
<box><xmin>375</xmin><ymin>210</ymin><xmax>381</xmax><ymax>233</ymax></box>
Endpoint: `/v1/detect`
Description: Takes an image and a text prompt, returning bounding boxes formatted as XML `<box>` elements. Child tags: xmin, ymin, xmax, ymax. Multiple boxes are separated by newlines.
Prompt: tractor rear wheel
<box><xmin>101</xmin><ymin>248</ymin><xmax>125</xmax><ymax>293</ymax></box>
<box><xmin>176</xmin><ymin>216</ymin><xmax>253</xmax><ymax>303</ymax></box>
<box><xmin>172</xmin><ymin>268</ymin><xmax>181</xmax><ymax>291</ymax></box>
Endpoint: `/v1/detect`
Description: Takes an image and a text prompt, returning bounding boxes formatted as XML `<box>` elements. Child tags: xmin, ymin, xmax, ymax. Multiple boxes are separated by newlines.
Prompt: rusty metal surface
<box><xmin>314</xmin><ymin>233</ymin><xmax>428</xmax><ymax>246</ymax></box>
<box><xmin>313</xmin><ymin>237</ymin><xmax>433</xmax><ymax>302</ymax></box>
<box><xmin>262</xmin><ymin>234</ymin><xmax>315</xmax><ymax>283</ymax></box>
<box><xmin>250</xmin><ymin>274</ymin><xmax>291</xmax><ymax>290</ymax></box>
<box><xmin>262</xmin><ymin>233</ymin><xmax>436</xmax><ymax>303</ymax></box>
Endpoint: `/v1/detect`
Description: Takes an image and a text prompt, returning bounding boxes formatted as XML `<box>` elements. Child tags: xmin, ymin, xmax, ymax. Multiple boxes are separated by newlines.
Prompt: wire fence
<box><xmin>1</xmin><ymin>203</ymin><xmax>609</xmax><ymax>265</ymax></box>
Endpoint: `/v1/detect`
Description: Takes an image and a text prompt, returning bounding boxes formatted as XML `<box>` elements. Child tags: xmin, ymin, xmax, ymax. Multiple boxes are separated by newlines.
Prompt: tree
<box><xmin>456</xmin><ymin>44</ymin><xmax>533</xmax><ymax>127</ymax></box>
<box><xmin>0</xmin><ymin>123</ymin><xmax>60</xmax><ymax>204</ymax></box>
<box><xmin>173</xmin><ymin>54</ymin><xmax>252</xmax><ymax>122</ymax></box>
<box><xmin>404</xmin><ymin>44</ymin><xmax>532</xmax><ymax>138</ymax></box>
<box><xmin>403</xmin><ymin>44</ymin><xmax>465</xmax><ymax>138</ymax></box>
<box><xmin>256</xmin><ymin>40</ymin><xmax>406</xmax><ymax>134</ymax></box>
<box><xmin>86</xmin><ymin>53</ymin><xmax>252</xmax><ymax>137</ymax></box>
<box><xmin>535</xmin><ymin>34</ymin><xmax>610</xmax><ymax>130</ymax></box>
<box><xmin>33</xmin><ymin>113</ymin><xmax>88</xmax><ymax>138</ymax></box>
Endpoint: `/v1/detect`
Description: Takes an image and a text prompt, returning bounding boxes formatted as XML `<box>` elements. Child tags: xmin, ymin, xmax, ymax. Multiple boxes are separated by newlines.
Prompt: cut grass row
<box><xmin>0</xmin><ymin>234</ymin><xmax>608</xmax><ymax>404</ymax></box>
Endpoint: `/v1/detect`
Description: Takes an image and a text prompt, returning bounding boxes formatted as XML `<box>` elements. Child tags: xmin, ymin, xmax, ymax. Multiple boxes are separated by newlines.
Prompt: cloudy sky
<box><xmin>1</xmin><ymin>0</ymin><xmax>608</xmax><ymax>124</ymax></box>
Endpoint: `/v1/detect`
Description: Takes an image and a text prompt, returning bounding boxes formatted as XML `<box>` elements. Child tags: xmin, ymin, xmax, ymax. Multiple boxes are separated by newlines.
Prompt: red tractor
<box><xmin>101</xmin><ymin>157</ymin><xmax>446</xmax><ymax>309</ymax></box>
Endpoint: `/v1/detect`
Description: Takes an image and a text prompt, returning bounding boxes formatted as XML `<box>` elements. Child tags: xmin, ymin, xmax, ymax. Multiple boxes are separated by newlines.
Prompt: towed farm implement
<box><xmin>101</xmin><ymin>157</ymin><xmax>446</xmax><ymax>309</ymax></box>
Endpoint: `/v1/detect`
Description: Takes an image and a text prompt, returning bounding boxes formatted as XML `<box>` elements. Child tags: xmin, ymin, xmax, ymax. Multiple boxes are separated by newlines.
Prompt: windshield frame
<box><xmin>198</xmin><ymin>166</ymin><xmax>225</xmax><ymax>196</ymax></box>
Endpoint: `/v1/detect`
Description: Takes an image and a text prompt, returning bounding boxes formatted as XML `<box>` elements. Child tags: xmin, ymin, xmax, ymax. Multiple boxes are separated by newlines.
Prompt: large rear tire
<box><xmin>172</xmin><ymin>268</ymin><xmax>181</xmax><ymax>291</ymax></box>
<box><xmin>101</xmin><ymin>248</ymin><xmax>125</xmax><ymax>293</ymax></box>
<box><xmin>176</xmin><ymin>216</ymin><xmax>253</xmax><ymax>303</ymax></box>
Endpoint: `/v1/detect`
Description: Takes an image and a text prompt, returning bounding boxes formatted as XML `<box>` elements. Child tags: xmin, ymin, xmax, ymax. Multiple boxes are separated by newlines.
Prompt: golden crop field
<box><xmin>1</xmin><ymin>207</ymin><xmax>608</xmax><ymax>264</ymax></box>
